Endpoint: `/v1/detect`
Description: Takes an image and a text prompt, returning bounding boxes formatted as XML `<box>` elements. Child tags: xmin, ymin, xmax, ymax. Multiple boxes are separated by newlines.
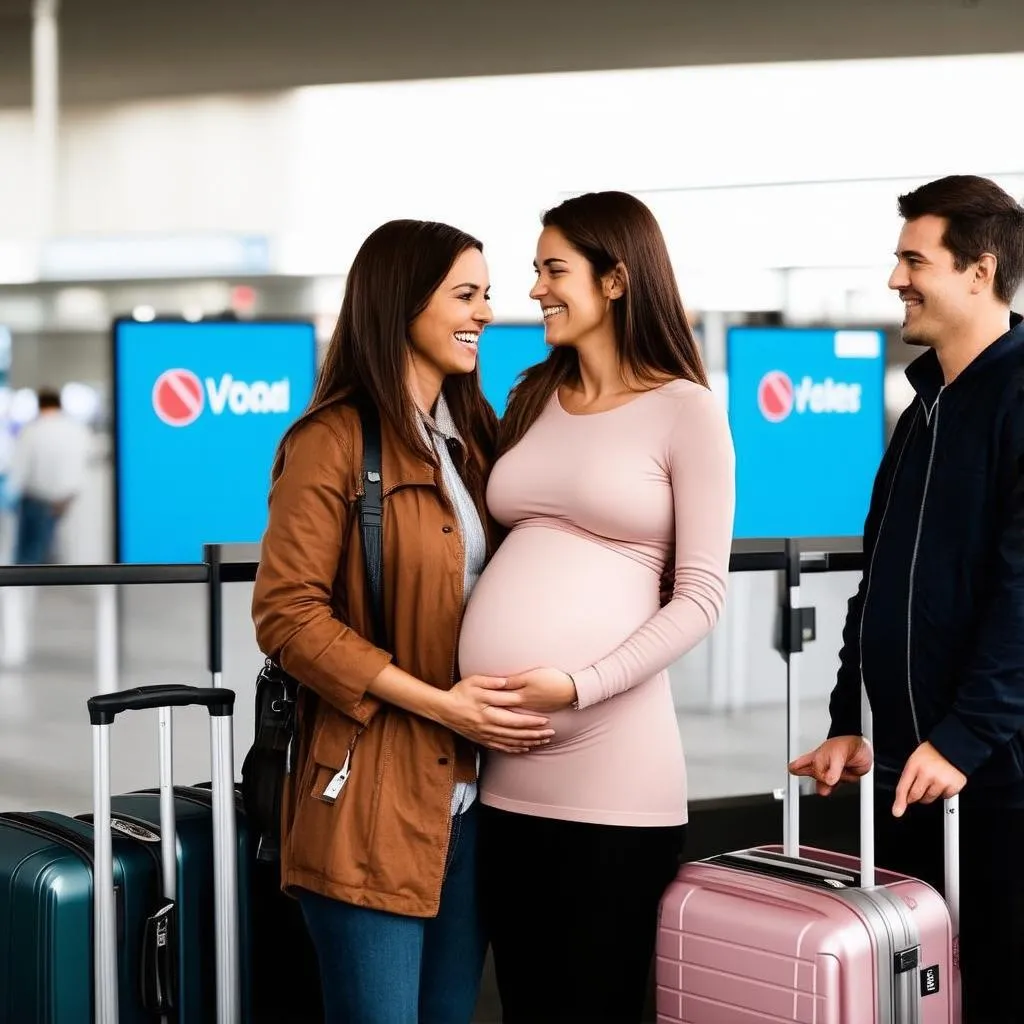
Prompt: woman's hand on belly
<box><xmin>506</xmin><ymin>667</ymin><xmax>578</xmax><ymax>713</ymax></box>
<box><xmin>439</xmin><ymin>675</ymin><xmax>557</xmax><ymax>754</ymax></box>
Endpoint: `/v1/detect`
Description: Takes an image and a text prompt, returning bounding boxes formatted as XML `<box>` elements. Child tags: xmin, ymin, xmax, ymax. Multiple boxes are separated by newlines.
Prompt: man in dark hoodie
<box><xmin>790</xmin><ymin>174</ymin><xmax>1024</xmax><ymax>1024</ymax></box>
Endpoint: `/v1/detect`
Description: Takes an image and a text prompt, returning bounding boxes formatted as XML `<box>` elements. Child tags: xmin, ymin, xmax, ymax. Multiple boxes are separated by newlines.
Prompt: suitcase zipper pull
<box><xmin>321</xmin><ymin>751</ymin><xmax>352</xmax><ymax>804</ymax></box>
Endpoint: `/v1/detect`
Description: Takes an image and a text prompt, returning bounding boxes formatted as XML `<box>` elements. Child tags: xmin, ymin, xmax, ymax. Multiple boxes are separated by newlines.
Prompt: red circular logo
<box><xmin>757</xmin><ymin>370</ymin><xmax>794</xmax><ymax>423</ymax></box>
<box><xmin>152</xmin><ymin>369</ymin><xmax>204</xmax><ymax>427</ymax></box>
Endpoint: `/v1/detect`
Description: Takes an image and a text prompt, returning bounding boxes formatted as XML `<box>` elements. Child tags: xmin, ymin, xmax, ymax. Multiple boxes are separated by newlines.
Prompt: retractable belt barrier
<box><xmin>201</xmin><ymin>538</ymin><xmax>867</xmax><ymax>682</ymax></box>
<box><xmin>0</xmin><ymin>536</ymin><xmax>868</xmax><ymax>690</ymax></box>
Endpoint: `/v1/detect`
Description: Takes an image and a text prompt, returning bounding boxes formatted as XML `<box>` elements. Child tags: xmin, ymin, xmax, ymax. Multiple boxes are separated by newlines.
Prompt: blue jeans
<box><xmin>14</xmin><ymin>496</ymin><xmax>59</xmax><ymax>564</ymax></box>
<box><xmin>297</xmin><ymin>804</ymin><xmax>485</xmax><ymax>1024</ymax></box>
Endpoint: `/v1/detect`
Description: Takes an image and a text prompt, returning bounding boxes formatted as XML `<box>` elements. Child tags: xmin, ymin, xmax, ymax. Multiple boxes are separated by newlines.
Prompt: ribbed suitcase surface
<box><xmin>657</xmin><ymin>845</ymin><xmax>958</xmax><ymax>1024</ymax></box>
<box><xmin>0</xmin><ymin>811</ymin><xmax>158</xmax><ymax>1024</ymax></box>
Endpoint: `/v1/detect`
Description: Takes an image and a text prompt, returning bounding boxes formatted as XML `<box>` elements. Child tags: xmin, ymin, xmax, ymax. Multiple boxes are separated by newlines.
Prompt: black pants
<box><xmin>478</xmin><ymin>804</ymin><xmax>686</xmax><ymax>1024</ymax></box>
<box><xmin>874</xmin><ymin>789</ymin><xmax>1024</xmax><ymax>1024</ymax></box>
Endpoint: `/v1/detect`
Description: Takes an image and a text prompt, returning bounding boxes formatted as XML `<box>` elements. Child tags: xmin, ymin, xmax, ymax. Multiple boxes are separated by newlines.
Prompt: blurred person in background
<box><xmin>790</xmin><ymin>175</ymin><xmax>1024</xmax><ymax>1024</ymax></box>
<box><xmin>7</xmin><ymin>387</ymin><xmax>90</xmax><ymax>564</ymax></box>
<box><xmin>252</xmin><ymin>219</ymin><xmax>555</xmax><ymax>1024</ymax></box>
<box><xmin>460</xmin><ymin>191</ymin><xmax>736</xmax><ymax>1024</ymax></box>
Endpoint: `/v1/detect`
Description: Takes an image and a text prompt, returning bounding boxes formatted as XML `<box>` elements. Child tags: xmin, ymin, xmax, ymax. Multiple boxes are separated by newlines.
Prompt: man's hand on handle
<box><xmin>788</xmin><ymin>735</ymin><xmax>874</xmax><ymax>796</ymax></box>
<box><xmin>790</xmin><ymin>735</ymin><xmax>967</xmax><ymax>816</ymax></box>
<box><xmin>891</xmin><ymin>741</ymin><xmax>966</xmax><ymax>817</ymax></box>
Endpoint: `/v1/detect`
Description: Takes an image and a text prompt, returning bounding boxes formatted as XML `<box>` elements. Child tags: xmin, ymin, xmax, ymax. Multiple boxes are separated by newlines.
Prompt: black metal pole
<box><xmin>0</xmin><ymin>564</ymin><xmax>207</xmax><ymax>587</ymax></box>
<box><xmin>783</xmin><ymin>537</ymin><xmax>802</xmax><ymax>656</ymax></box>
<box><xmin>205</xmin><ymin>544</ymin><xmax>223</xmax><ymax>685</ymax></box>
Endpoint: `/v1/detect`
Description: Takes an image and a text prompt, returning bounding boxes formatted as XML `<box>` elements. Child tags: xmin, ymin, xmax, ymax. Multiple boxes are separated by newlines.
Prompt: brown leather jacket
<box><xmin>252</xmin><ymin>397</ymin><xmax>492</xmax><ymax>917</ymax></box>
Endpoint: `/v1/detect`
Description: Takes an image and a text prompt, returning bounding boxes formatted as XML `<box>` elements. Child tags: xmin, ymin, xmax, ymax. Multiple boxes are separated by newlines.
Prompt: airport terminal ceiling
<box><xmin>0</xmin><ymin>0</ymin><xmax>1022</xmax><ymax>107</ymax></box>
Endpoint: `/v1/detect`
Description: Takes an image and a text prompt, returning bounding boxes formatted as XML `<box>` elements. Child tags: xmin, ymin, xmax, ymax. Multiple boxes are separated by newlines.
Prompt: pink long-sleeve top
<box><xmin>457</xmin><ymin>378</ymin><xmax>736</xmax><ymax>826</ymax></box>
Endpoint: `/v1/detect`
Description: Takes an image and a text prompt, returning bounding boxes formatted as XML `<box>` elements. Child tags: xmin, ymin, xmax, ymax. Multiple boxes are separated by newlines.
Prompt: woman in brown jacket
<box><xmin>251</xmin><ymin>219</ymin><xmax>555</xmax><ymax>1024</ymax></box>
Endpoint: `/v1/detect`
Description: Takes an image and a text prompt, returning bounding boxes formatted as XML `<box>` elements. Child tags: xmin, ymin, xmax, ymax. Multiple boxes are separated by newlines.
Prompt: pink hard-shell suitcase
<box><xmin>657</xmin><ymin>550</ymin><xmax>961</xmax><ymax>1023</ymax></box>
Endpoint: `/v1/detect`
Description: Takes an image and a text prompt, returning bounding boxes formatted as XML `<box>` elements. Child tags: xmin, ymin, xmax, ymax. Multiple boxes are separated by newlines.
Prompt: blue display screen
<box><xmin>726</xmin><ymin>327</ymin><xmax>885</xmax><ymax>538</ymax></box>
<box><xmin>113</xmin><ymin>319</ymin><xmax>317</xmax><ymax>563</ymax></box>
<box><xmin>477</xmin><ymin>323</ymin><xmax>548</xmax><ymax>416</ymax></box>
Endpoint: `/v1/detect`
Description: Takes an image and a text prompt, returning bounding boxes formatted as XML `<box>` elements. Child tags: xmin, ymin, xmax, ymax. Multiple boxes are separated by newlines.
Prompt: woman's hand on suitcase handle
<box><xmin>891</xmin><ymin>741</ymin><xmax>966</xmax><ymax>818</ymax></box>
<box><xmin>788</xmin><ymin>735</ymin><xmax>873</xmax><ymax>796</ymax></box>
<box><xmin>440</xmin><ymin>675</ymin><xmax>556</xmax><ymax>753</ymax></box>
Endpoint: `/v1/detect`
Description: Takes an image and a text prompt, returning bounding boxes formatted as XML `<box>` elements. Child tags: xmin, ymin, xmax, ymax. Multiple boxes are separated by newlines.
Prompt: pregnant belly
<box><xmin>459</xmin><ymin>522</ymin><xmax>658</xmax><ymax>680</ymax></box>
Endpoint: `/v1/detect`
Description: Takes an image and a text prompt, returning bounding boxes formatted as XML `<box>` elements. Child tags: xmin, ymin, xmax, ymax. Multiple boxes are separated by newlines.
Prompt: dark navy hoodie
<box><xmin>828</xmin><ymin>313</ymin><xmax>1024</xmax><ymax>805</ymax></box>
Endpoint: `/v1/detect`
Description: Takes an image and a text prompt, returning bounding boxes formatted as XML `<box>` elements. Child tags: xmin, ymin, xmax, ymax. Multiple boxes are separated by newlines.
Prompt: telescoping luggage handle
<box><xmin>88</xmin><ymin>685</ymin><xmax>240</xmax><ymax>1024</ymax></box>
<box><xmin>780</xmin><ymin>539</ymin><xmax>960</xmax><ymax>937</ymax></box>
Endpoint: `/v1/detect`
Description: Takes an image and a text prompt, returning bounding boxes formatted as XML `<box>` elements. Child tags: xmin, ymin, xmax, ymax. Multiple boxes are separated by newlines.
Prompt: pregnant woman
<box><xmin>460</xmin><ymin>191</ymin><xmax>736</xmax><ymax>1024</ymax></box>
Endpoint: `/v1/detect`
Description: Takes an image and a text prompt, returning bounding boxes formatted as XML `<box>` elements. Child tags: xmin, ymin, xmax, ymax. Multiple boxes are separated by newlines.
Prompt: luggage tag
<box><xmin>321</xmin><ymin>750</ymin><xmax>352</xmax><ymax>804</ymax></box>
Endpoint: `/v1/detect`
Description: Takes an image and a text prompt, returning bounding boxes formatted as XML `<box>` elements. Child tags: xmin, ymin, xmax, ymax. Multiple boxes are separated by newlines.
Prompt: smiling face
<box><xmin>407</xmin><ymin>246</ymin><xmax>492</xmax><ymax>395</ymax></box>
<box><xmin>529</xmin><ymin>226</ymin><xmax>620</xmax><ymax>349</ymax></box>
<box><xmin>888</xmin><ymin>214</ymin><xmax>980</xmax><ymax>348</ymax></box>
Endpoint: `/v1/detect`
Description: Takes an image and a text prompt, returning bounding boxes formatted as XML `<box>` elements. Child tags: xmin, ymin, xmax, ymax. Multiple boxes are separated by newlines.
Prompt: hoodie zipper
<box><xmin>857</xmin><ymin>407</ymin><xmax>920</xmax><ymax>731</ymax></box>
<box><xmin>905</xmin><ymin>388</ymin><xmax>945</xmax><ymax>744</ymax></box>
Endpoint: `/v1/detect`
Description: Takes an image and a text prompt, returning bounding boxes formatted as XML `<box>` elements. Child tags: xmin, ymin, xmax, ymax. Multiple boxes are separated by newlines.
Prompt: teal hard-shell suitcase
<box><xmin>106</xmin><ymin>786</ymin><xmax>253</xmax><ymax>1023</ymax></box>
<box><xmin>0</xmin><ymin>808</ymin><xmax>162</xmax><ymax>1023</ymax></box>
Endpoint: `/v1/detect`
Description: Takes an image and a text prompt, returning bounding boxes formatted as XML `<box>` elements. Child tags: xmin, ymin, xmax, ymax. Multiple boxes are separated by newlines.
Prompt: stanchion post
<box><xmin>94</xmin><ymin>585</ymin><xmax>118</xmax><ymax>695</ymax></box>
<box><xmin>782</xmin><ymin>539</ymin><xmax>801</xmax><ymax>857</ymax></box>
<box><xmin>205</xmin><ymin>544</ymin><xmax>223</xmax><ymax>690</ymax></box>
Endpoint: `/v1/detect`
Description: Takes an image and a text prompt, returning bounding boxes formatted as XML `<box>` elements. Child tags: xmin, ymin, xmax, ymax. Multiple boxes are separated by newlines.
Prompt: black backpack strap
<box><xmin>356</xmin><ymin>401</ymin><xmax>386</xmax><ymax>647</ymax></box>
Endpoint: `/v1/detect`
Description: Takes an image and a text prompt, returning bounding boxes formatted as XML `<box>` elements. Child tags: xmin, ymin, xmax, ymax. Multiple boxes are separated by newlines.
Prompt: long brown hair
<box><xmin>499</xmin><ymin>191</ymin><xmax>708</xmax><ymax>454</ymax></box>
<box><xmin>273</xmin><ymin>219</ymin><xmax>497</xmax><ymax>478</ymax></box>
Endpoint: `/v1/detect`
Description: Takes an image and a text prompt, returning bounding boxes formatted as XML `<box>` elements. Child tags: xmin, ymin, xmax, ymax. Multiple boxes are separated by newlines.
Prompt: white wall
<box><xmin>0</xmin><ymin>53</ymin><xmax>1022</xmax><ymax>319</ymax></box>
<box><xmin>60</xmin><ymin>94</ymin><xmax>297</xmax><ymax>237</ymax></box>
<box><xmin>0</xmin><ymin>111</ymin><xmax>35</xmax><ymax>240</ymax></box>
<box><xmin>277</xmin><ymin>54</ymin><xmax>1024</xmax><ymax>319</ymax></box>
